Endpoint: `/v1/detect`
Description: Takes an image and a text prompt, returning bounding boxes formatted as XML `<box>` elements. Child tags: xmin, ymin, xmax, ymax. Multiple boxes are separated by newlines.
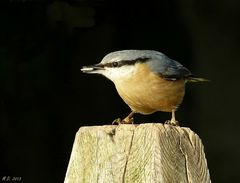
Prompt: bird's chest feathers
<box><xmin>114</xmin><ymin>63</ymin><xmax>185</xmax><ymax>111</ymax></box>
<box><xmin>115</xmin><ymin>64</ymin><xmax>165</xmax><ymax>96</ymax></box>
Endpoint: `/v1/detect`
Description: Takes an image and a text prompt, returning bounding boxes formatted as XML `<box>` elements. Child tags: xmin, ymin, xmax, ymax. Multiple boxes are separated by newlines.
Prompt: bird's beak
<box><xmin>81</xmin><ymin>64</ymin><xmax>105</xmax><ymax>74</ymax></box>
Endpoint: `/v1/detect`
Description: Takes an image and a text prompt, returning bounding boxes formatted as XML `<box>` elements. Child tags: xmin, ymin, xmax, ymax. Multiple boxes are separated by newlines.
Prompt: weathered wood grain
<box><xmin>64</xmin><ymin>123</ymin><xmax>211</xmax><ymax>183</ymax></box>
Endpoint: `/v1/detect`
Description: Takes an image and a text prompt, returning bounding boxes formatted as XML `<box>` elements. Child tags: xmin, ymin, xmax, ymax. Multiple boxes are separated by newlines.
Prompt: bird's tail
<box><xmin>187</xmin><ymin>76</ymin><xmax>210</xmax><ymax>82</ymax></box>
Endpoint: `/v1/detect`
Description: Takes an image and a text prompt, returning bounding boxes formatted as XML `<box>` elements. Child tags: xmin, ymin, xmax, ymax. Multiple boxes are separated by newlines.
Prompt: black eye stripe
<box><xmin>104</xmin><ymin>62</ymin><xmax>118</xmax><ymax>67</ymax></box>
<box><xmin>112</xmin><ymin>62</ymin><xmax>118</xmax><ymax>67</ymax></box>
<box><xmin>104</xmin><ymin>57</ymin><xmax>150</xmax><ymax>68</ymax></box>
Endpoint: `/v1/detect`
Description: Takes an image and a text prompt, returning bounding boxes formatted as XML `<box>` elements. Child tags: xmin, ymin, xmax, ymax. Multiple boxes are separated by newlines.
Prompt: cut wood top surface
<box><xmin>64</xmin><ymin>123</ymin><xmax>211</xmax><ymax>183</ymax></box>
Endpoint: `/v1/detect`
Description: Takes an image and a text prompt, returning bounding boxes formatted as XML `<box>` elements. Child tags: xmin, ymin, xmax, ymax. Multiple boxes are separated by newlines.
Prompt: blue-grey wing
<box><xmin>146</xmin><ymin>54</ymin><xmax>192</xmax><ymax>80</ymax></box>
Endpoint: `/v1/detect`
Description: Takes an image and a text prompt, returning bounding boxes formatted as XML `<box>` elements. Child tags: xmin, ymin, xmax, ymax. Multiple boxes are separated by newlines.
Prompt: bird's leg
<box><xmin>165</xmin><ymin>110</ymin><xmax>179</xmax><ymax>126</ymax></box>
<box><xmin>122</xmin><ymin>111</ymin><xmax>135</xmax><ymax>124</ymax></box>
<box><xmin>170</xmin><ymin>110</ymin><xmax>179</xmax><ymax>126</ymax></box>
<box><xmin>112</xmin><ymin>111</ymin><xmax>135</xmax><ymax>125</ymax></box>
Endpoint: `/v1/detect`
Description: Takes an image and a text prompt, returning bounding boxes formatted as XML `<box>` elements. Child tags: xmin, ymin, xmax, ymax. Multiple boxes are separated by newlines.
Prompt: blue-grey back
<box><xmin>102</xmin><ymin>50</ymin><xmax>192</xmax><ymax>79</ymax></box>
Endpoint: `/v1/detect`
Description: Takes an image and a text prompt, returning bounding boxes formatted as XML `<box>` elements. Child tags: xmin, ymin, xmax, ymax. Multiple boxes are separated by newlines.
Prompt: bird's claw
<box><xmin>165</xmin><ymin>119</ymin><xmax>179</xmax><ymax>126</ymax></box>
<box><xmin>112</xmin><ymin>118</ymin><xmax>122</xmax><ymax>125</ymax></box>
<box><xmin>112</xmin><ymin>117</ymin><xmax>134</xmax><ymax>125</ymax></box>
<box><xmin>123</xmin><ymin>117</ymin><xmax>134</xmax><ymax>124</ymax></box>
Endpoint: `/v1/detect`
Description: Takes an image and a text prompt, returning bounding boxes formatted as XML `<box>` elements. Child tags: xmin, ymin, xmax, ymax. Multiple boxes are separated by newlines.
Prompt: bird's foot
<box><xmin>112</xmin><ymin>118</ymin><xmax>122</xmax><ymax>125</ymax></box>
<box><xmin>112</xmin><ymin>117</ymin><xmax>134</xmax><ymax>125</ymax></box>
<box><xmin>165</xmin><ymin>119</ymin><xmax>179</xmax><ymax>126</ymax></box>
<box><xmin>123</xmin><ymin>117</ymin><xmax>134</xmax><ymax>124</ymax></box>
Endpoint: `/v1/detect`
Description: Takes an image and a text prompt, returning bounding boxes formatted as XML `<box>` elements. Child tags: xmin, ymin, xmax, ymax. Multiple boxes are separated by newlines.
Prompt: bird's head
<box><xmin>81</xmin><ymin>50</ymin><xmax>164</xmax><ymax>82</ymax></box>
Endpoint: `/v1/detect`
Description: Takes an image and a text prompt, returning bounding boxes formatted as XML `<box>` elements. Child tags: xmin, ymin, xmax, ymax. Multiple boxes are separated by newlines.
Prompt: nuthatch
<box><xmin>81</xmin><ymin>50</ymin><xmax>207</xmax><ymax>125</ymax></box>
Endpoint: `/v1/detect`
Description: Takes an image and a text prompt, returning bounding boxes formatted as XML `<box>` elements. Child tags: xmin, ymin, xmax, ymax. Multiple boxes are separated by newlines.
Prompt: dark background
<box><xmin>1</xmin><ymin>0</ymin><xmax>240</xmax><ymax>182</ymax></box>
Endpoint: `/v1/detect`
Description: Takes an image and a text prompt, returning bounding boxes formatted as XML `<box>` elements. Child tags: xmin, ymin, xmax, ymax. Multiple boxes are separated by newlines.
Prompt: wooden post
<box><xmin>64</xmin><ymin>123</ymin><xmax>211</xmax><ymax>183</ymax></box>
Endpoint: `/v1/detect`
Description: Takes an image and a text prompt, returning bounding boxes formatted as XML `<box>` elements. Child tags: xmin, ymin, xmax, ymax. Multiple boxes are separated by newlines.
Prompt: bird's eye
<box><xmin>112</xmin><ymin>62</ymin><xmax>118</xmax><ymax>67</ymax></box>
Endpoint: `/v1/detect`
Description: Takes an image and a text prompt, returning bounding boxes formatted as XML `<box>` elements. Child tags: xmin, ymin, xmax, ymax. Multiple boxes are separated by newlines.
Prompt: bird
<box><xmin>81</xmin><ymin>50</ymin><xmax>207</xmax><ymax>125</ymax></box>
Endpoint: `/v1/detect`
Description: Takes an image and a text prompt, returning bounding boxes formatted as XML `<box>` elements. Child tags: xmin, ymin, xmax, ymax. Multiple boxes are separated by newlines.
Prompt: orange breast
<box><xmin>114</xmin><ymin>63</ymin><xmax>185</xmax><ymax>114</ymax></box>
